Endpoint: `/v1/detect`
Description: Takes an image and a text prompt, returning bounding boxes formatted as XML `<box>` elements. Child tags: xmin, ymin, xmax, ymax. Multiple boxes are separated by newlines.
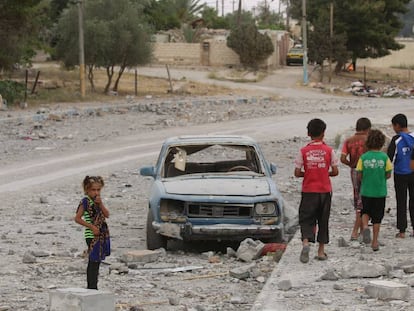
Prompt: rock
<box><xmin>229</xmin><ymin>264</ymin><xmax>255</xmax><ymax>280</ymax></box>
<box><xmin>341</xmin><ymin>262</ymin><xmax>389</xmax><ymax>278</ymax></box>
<box><xmin>403</xmin><ymin>265</ymin><xmax>414</xmax><ymax>274</ymax></box>
<box><xmin>120</xmin><ymin>249</ymin><xmax>162</xmax><ymax>264</ymax></box>
<box><xmin>365</xmin><ymin>280</ymin><xmax>410</xmax><ymax>301</ymax></box>
<box><xmin>22</xmin><ymin>252</ymin><xmax>37</xmax><ymax>264</ymax></box>
<box><xmin>236</xmin><ymin>238</ymin><xmax>265</xmax><ymax>262</ymax></box>
<box><xmin>39</xmin><ymin>196</ymin><xmax>48</xmax><ymax>204</ymax></box>
<box><xmin>277</xmin><ymin>279</ymin><xmax>292</xmax><ymax>291</ymax></box>
<box><xmin>337</xmin><ymin>237</ymin><xmax>349</xmax><ymax>247</ymax></box>
<box><xmin>321</xmin><ymin>269</ymin><xmax>340</xmax><ymax>281</ymax></box>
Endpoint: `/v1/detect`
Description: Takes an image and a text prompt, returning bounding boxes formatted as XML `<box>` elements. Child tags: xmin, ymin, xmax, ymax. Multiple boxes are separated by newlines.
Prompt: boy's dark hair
<box><xmin>307</xmin><ymin>118</ymin><xmax>326</xmax><ymax>137</ymax></box>
<box><xmin>365</xmin><ymin>129</ymin><xmax>385</xmax><ymax>150</ymax></box>
<box><xmin>356</xmin><ymin>117</ymin><xmax>371</xmax><ymax>131</ymax></box>
<box><xmin>391</xmin><ymin>113</ymin><xmax>407</xmax><ymax>128</ymax></box>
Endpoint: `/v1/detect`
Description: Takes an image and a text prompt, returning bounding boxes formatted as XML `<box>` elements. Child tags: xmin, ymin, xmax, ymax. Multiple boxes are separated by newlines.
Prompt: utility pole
<box><xmin>77</xmin><ymin>0</ymin><xmax>86</xmax><ymax>98</ymax></box>
<box><xmin>222</xmin><ymin>0</ymin><xmax>224</xmax><ymax>16</ymax></box>
<box><xmin>302</xmin><ymin>0</ymin><xmax>308</xmax><ymax>85</ymax></box>
<box><xmin>237</xmin><ymin>0</ymin><xmax>241</xmax><ymax>25</ymax></box>
<box><xmin>328</xmin><ymin>2</ymin><xmax>333</xmax><ymax>83</ymax></box>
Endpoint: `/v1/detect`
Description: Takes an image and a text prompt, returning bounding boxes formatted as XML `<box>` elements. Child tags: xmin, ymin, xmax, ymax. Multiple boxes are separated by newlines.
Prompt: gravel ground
<box><xmin>0</xmin><ymin>78</ymin><xmax>414</xmax><ymax>310</ymax></box>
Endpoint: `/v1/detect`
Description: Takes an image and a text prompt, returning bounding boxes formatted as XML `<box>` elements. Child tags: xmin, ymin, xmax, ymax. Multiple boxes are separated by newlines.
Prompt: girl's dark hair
<box><xmin>82</xmin><ymin>176</ymin><xmax>104</xmax><ymax>193</ymax></box>
<box><xmin>307</xmin><ymin>118</ymin><xmax>326</xmax><ymax>137</ymax></box>
<box><xmin>365</xmin><ymin>129</ymin><xmax>385</xmax><ymax>150</ymax></box>
<box><xmin>356</xmin><ymin>117</ymin><xmax>371</xmax><ymax>131</ymax></box>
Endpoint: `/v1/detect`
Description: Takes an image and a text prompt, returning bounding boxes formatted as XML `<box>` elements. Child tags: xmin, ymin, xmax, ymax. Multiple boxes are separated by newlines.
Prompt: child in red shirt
<box><xmin>294</xmin><ymin>118</ymin><xmax>339</xmax><ymax>263</ymax></box>
<box><xmin>340</xmin><ymin>117</ymin><xmax>371</xmax><ymax>241</ymax></box>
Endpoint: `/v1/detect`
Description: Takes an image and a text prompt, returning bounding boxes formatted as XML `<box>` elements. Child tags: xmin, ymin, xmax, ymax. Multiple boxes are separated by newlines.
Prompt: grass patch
<box><xmin>2</xmin><ymin>63</ymin><xmax>233</xmax><ymax>108</ymax></box>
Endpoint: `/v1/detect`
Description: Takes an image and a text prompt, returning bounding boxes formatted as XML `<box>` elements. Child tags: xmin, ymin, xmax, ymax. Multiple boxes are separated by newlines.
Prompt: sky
<box><xmin>203</xmin><ymin>0</ymin><xmax>286</xmax><ymax>16</ymax></box>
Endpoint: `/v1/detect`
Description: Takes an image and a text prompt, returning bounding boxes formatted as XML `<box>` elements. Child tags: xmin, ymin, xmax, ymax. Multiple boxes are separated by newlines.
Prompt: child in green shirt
<box><xmin>356</xmin><ymin>129</ymin><xmax>393</xmax><ymax>251</ymax></box>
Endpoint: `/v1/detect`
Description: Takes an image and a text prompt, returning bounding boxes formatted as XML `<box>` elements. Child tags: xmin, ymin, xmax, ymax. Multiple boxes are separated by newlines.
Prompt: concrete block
<box><xmin>49</xmin><ymin>288</ymin><xmax>115</xmax><ymax>311</ymax></box>
<box><xmin>365</xmin><ymin>280</ymin><xmax>410</xmax><ymax>301</ymax></box>
<box><xmin>120</xmin><ymin>249</ymin><xmax>161</xmax><ymax>264</ymax></box>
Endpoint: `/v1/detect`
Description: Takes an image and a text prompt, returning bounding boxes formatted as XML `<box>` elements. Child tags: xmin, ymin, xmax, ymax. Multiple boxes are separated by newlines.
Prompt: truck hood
<box><xmin>163</xmin><ymin>178</ymin><xmax>271</xmax><ymax>196</ymax></box>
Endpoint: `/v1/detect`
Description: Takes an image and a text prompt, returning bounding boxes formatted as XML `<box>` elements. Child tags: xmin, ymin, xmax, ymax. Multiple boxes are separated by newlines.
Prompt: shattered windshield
<box><xmin>163</xmin><ymin>144</ymin><xmax>263</xmax><ymax>177</ymax></box>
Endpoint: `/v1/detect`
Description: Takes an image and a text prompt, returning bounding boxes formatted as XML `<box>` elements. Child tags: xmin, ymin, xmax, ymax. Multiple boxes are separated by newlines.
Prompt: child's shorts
<box><xmin>361</xmin><ymin>196</ymin><xmax>385</xmax><ymax>224</ymax></box>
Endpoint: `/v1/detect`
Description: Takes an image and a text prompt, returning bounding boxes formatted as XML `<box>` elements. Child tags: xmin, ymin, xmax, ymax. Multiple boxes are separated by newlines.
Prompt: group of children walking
<box><xmin>295</xmin><ymin>113</ymin><xmax>414</xmax><ymax>263</ymax></box>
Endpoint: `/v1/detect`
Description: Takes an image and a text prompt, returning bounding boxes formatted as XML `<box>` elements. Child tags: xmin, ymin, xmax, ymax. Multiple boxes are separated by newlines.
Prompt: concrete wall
<box><xmin>152</xmin><ymin>30</ymin><xmax>290</xmax><ymax>69</ymax></box>
<box><xmin>152</xmin><ymin>43</ymin><xmax>201</xmax><ymax>65</ymax></box>
<box><xmin>205</xmin><ymin>41</ymin><xmax>240</xmax><ymax>67</ymax></box>
<box><xmin>358</xmin><ymin>39</ymin><xmax>414</xmax><ymax>68</ymax></box>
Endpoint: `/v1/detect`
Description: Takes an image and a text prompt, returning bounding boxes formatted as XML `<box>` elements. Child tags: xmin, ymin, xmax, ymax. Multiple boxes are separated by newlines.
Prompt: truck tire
<box><xmin>146</xmin><ymin>210</ymin><xmax>167</xmax><ymax>250</ymax></box>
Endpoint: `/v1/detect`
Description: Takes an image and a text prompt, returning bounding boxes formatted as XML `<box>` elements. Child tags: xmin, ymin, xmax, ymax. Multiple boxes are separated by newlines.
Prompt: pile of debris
<box><xmin>344</xmin><ymin>81</ymin><xmax>414</xmax><ymax>98</ymax></box>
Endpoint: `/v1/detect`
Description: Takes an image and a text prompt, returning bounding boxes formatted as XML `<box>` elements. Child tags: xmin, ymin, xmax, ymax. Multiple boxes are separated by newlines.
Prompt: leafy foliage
<box><xmin>227</xmin><ymin>22</ymin><xmax>274</xmax><ymax>70</ymax></box>
<box><xmin>0</xmin><ymin>0</ymin><xmax>44</xmax><ymax>71</ymax></box>
<box><xmin>201</xmin><ymin>6</ymin><xmax>230</xmax><ymax>29</ymax></box>
<box><xmin>256</xmin><ymin>3</ymin><xmax>286</xmax><ymax>30</ymax></box>
<box><xmin>289</xmin><ymin>0</ymin><xmax>410</xmax><ymax>68</ymax></box>
<box><xmin>400</xmin><ymin>0</ymin><xmax>414</xmax><ymax>37</ymax></box>
<box><xmin>54</xmin><ymin>0</ymin><xmax>153</xmax><ymax>93</ymax></box>
<box><xmin>0</xmin><ymin>80</ymin><xmax>26</xmax><ymax>105</ymax></box>
<box><xmin>144</xmin><ymin>0</ymin><xmax>204</xmax><ymax>31</ymax></box>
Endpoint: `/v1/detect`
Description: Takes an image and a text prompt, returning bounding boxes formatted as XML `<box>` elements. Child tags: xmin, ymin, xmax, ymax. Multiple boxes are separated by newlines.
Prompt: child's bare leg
<box><xmin>372</xmin><ymin>223</ymin><xmax>380</xmax><ymax>250</ymax></box>
<box><xmin>300</xmin><ymin>238</ymin><xmax>310</xmax><ymax>263</ymax></box>
<box><xmin>361</xmin><ymin>213</ymin><xmax>369</xmax><ymax>229</ymax></box>
<box><xmin>317</xmin><ymin>243</ymin><xmax>325</xmax><ymax>257</ymax></box>
<box><xmin>361</xmin><ymin>213</ymin><xmax>371</xmax><ymax>244</ymax></box>
<box><xmin>351</xmin><ymin>210</ymin><xmax>362</xmax><ymax>238</ymax></box>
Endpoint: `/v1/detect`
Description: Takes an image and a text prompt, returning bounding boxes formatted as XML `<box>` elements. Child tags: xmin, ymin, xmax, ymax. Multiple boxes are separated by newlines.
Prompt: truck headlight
<box><xmin>255</xmin><ymin>202</ymin><xmax>276</xmax><ymax>215</ymax></box>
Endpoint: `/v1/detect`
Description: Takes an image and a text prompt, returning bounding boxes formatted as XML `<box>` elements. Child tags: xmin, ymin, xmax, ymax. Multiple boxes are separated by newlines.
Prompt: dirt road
<box><xmin>1</xmin><ymin>66</ymin><xmax>414</xmax><ymax>310</ymax></box>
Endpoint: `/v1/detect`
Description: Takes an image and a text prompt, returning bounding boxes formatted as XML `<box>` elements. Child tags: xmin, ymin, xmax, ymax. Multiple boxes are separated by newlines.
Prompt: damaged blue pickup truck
<box><xmin>140</xmin><ymin>135</ymin><xmax>285</xmax><ymax>250</ymax></box>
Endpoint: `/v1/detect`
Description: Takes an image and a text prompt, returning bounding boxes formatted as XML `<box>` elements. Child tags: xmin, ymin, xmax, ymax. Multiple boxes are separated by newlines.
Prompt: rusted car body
<box><xmin>140</xmin><ymin>135</ymin><xmax>285</xmax><ymax>250</ymax></box>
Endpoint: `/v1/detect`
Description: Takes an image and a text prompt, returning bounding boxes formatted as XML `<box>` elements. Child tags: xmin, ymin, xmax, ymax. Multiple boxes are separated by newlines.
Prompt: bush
<box><xmin>0</xmin><ymin>80</ymin><xmax>26</xmax><ymax>106</ymax></box>
<box><xmin>227</xmin><ymin>22</ymin><xmax>274</xmax><ymax>70</ymax></box>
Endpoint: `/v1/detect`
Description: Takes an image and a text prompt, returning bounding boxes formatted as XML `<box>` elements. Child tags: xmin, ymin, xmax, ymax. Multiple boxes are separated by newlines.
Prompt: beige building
<box><xmin>152</xmin><ymin>30</ymin><xmax>291</xmax><ymax>69</ymax></box>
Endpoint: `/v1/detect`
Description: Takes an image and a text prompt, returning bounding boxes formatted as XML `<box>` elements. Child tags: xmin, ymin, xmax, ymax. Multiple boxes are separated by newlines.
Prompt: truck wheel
<box><xmin>146</xmin><ymin>210</ymin><xmax>167</xmax><ymax>250</ymax></box>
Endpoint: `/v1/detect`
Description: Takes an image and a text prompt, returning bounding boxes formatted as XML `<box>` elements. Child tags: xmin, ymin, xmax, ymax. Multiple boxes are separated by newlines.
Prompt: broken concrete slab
<box><xmin>365</xmin><ymin>280</ymin><xmax>410</xmax><ymax>301</ymax></box>
<box><xmin>49</xmin><ymin>288</ymin><xmax>115</xmax><ymax>311</ymax></box>
<box><xmin>120</xmin><ymin>249</ymin><xmax>162</xmax><ymax>264</ymax></box>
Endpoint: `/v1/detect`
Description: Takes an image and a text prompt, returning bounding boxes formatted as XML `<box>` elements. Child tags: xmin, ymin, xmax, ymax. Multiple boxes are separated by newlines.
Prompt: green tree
<box><xmin>201</xmin><ymin>6</ymin><xmax>229</xmax><ymax>29</ymax></box>
<box><xmin>50</xmin><ymin>0</ymin><xmax>70</xmax><ymax>23</ymax></box>
<box><xmin>289</xmin><ymin>0</ymin><xmax>410</xmax><ymax>70</ymax></box>
<box><xmin>307</xmin><ymin>7</ymin><xmax>348</xmax><ymax>80</ymax></box>
<box><xmin>400</xmin><ymin>1</ymin><xmax>414</xmax><ymax>37</ymax></box>
<box><xmin>256</xmin><ymin>3</ymin><xmax>285</xmax><ymax>30</ymax></box>
<box><xmin>144</xmin><ymin>0</ymin><xmax>181</xmax><ymax>31</ymax></box>
<box><xmin>0</xmin><ymin>0</ymin><xmax>44</xmax><ymax>71</ymax></box>
<box><xmin>144</xmin><ymin>0</ymin><xmax>204</xmax><ymax>31</ymax></box>
<box><xmin>54</xmin><ymin>0</ymin><xmax>153</xmax><ymax>93</ymax></box>
<box><xmin>227</xmin><ymin>22</ymin><xmax>274</xmax><ymax>70</ymax></box>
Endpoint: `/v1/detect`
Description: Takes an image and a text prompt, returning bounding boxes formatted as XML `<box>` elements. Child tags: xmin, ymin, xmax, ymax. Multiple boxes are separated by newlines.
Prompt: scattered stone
<box><xmin>31</xmin><ymin>250</ymin><xmax>49</xmax><ymax>257</ymax></box>
<box><xmin>22</xmin><ymin>252</ymin><xmax>37</xmax><ymax>264</ymax></box>
<box><xmin>229</xmin><ymin>264</ymin><xmax>255</xmax><ymax>280</ymax></box>
<box><xmin>277</xmin><ymin>279</ymin><xmax>292</xmax><ymax>291</ymax></box>
<box><xmin>341</xmin><ymin>262</ymin><xmax>389</xmax><ymax>278</ymax></box>
<box><xmin>39</xmin><ymin>196</ymin><xmax>48</xmax><ymax>204</ymax></box>
<box><xmin>120</xmin><ymin>249</ymin><xmax>162</xmax><ymax>264</ymax></box>
<box><xmin>403</xmin><ymin>265</ymin><xmax>414</xmax><ymax>274</ymax></box>
<box><xmin>365</xmin><ymin>280</ymin><xmax>410</xmax><ymax>301</ymax></box>
<box><xmin>321</xmin><ymin>269</ymin><xmax>340</xmax><ymax>281</ymax></box>
<box><xmin>226</xmin><ymin>247</ymin><xmax>237</xmax><ymax>257</ymax></box>
<box><xmin>337</xmin><ymin>237</ymin><xmax>349</xmax><ymax>247</ymax></box>
<box><xmin>236</xmin><ymin>238</ymin><xmax>265</xmax><ymax>262</ymax></box>
<box><xmin>168</xmin><ymin>297</ymin><xmax>180</xmax><ymax>305</ymax></box>
<box><xmin>333</xmin><ymin>283</ymin><xmax>344</xmax><ymax>290</ymax></box>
